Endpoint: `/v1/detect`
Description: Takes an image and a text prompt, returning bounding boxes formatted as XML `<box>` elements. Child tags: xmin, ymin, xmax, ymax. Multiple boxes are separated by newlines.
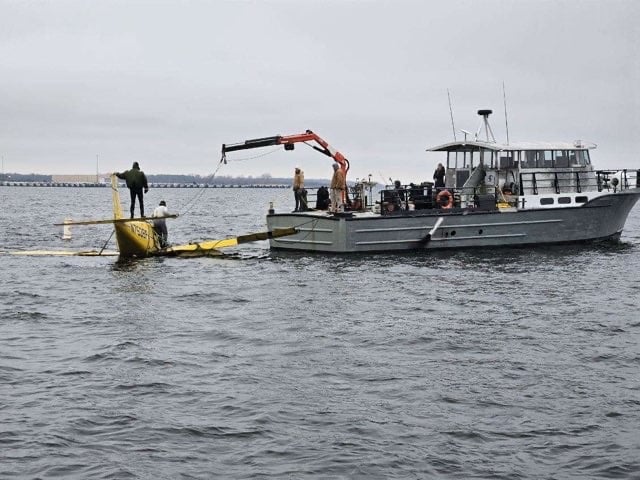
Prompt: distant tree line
<box><xmin>149</xmin><ymin>174</ymin><xmax>327</xmax><ymax>187</ymax></box>
<box><xmin>1</xmin><ymin>172</ymin><xmax>330</xmax><ymax>186</ymax></box>
<box><xmin>0</xmin><ymin>173</ymin><xmax>52</xmax><ymax>182</ymax></box>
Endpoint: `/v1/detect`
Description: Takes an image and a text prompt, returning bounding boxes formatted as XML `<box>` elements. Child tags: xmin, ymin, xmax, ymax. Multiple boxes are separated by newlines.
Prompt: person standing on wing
<box><xmin>330</xmin><ymin>162</ymin><xmax>346</xmax><ymax>213</ymax></box>
<box><xmin>115</xmin><ymin>162</ymin><xmax>149</xmax><ymax>218</ymax></box>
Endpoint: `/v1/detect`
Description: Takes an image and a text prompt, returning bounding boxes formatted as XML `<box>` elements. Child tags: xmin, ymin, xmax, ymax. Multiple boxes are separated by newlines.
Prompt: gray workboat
<box><xmin>222</xmin><ymin>111</ymin><xmax>640</xmax><ymax>252</ymax></box>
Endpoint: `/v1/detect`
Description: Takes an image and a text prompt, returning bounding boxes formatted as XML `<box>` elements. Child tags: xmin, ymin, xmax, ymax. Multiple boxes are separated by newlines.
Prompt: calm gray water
<box><xmin>1</xmin><ymin>186</ymin><xmax>640</xmax><ymax>479</ymax></box>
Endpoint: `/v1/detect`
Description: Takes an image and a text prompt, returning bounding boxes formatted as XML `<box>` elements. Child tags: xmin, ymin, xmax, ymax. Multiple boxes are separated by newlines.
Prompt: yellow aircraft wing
<box><xmin>6</xmin><ymin>249</ymin><xmax>119</xmax><ymax>256</ymax></box>
<box><xmin>159</xmin><ymin>227</ymin><xmax>298</xmax><ymax>257</ymax></box>
<box><xmin>5</xmin><ymin>228</ymin><xmax>297</xmax><ymax>259</ymax></box>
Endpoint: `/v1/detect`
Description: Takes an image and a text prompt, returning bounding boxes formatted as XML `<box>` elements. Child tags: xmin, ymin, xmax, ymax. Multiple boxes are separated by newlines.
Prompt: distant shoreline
<box><xmin>0</xmin><ymin>181</ymin><xmax>290</xmax><ymax>188</ymax></box>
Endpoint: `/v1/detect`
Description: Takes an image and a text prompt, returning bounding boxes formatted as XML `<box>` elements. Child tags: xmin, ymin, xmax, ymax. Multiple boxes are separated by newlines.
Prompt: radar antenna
<box><xmin>475</xmin><ymin>109</ymin><xmax>496</xmax><ymax>143</ymax></box>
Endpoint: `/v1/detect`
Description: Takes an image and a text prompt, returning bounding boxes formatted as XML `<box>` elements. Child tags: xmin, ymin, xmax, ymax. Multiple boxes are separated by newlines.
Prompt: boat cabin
<box><xmin>427</xmin><ymin>140</ymin><xmax>596</xmax><ymax>197</ymax></box>
<box><xmin>372</xmin><ymin>134</ymin><xmax>638</xmax><ymax>213</ymax></box>
<box><xmin>372</xmin><ymin>143</ymin><xmax>637</xmax><ymax>215</ymax></box>
<box><xmin>364</xmin><ymin>110</ymin><xmax>639</xmax><ymax>214</ymax></box>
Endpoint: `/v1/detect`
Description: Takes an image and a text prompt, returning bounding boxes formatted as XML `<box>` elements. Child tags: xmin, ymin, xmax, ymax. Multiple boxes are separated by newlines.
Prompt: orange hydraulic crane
<box><xmin>221</xmin><ymin>130</ymin><xmax>350</xmax><ymax>178</ymax></box>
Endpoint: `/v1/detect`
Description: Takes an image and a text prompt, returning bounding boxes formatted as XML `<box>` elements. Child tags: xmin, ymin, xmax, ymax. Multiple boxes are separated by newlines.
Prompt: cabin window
<box><xmin>558</xmin><ymin>197</ymin><xmax>571</xmax><ymax>204</ymax></box>
<box><xmin>523</xmin><ymin>151</ymin><xmax>534</xmax><ymax>168</ymax></box>
<box><xmin>540</xmin><ymin>197</ymin><xmax>554</xmax><ymax>205</ymax></box>
<box><xmin>576</xmin><ymin>150</ymin><xmax>591</xmax><ymax>166</ymax></box>
<box><xmin>479</xmin><ymin>149</ymin><xmax>490</xmax><ymax>168</ymax></box>
<box><xmin>468</xmin><ymin>151</ymin><xmax>475</xmax><ymax>169</ymax></box>
<box><xmin>568</xmin><ymin>150</ymin><xmax>577</xmax><ymax>165</ymax></box>
<box><xmin>523</xmin><ymin>150</ymin><xmax>543</xmax><ymax>168</ymax></box>
<box><xmin>459</xmin><ymin>152</ymin><xmax>464</xmax><ymax>168</ymax></box>
<box><xmin>554</xmin><ymin>150</ymin><xmax>569</xmax><ymax>168</ymax></box>
<box><xmin>575</xmin><ymin>196</ymin><xmax>588</xmax><ymax>203</ymax></box>
<box><xmin>451</xmin><ymin>151</ymin><xmax>472</xmax><ymax>169</ymax></box>
<box><xmin>447</xmin><ymin>151</ymin><xmax>456</xmax><ymax>169</ymax></box>
<box><xmin>499</xmin><ymin>152</ymin><xmax>515</xmax><ymax>169</ymax></box>
<box><xmin>490</xmin><ymin>150</ymin><xmax>500</xmax><ymax>168</ymax></box>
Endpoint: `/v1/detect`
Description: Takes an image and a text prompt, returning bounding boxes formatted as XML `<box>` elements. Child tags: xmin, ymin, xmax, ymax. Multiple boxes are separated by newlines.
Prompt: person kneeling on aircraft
<box><xmin>152</xmin><ymin>200</ymin><xmax>170</xmax><ymax>248</ymax></box>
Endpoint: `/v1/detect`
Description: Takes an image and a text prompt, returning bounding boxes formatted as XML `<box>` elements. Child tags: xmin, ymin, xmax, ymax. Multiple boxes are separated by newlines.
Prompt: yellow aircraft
<box><xmin>9</xmin><ymin>175</ymin><xmax>296</xmax><ymax>258</ymax></box>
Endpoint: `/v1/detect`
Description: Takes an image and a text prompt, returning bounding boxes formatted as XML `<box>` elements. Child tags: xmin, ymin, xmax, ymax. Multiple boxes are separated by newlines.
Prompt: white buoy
<box><xmin>62</xmin><ymin>218</ymin><xmax>72</xmax><ymax>240</ymax></box>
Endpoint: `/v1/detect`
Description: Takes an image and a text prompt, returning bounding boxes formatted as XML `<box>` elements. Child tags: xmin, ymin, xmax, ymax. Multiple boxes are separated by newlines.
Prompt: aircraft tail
<box><xmin>111</xmin><ymin>174</ymin><xmax>123</xmax><ymax>219</ymax></box>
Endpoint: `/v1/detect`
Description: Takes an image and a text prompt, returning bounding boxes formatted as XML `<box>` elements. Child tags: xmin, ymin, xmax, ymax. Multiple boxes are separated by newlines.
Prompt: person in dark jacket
<box><xmin>433</xmin><ymin>163</ymin><xmax>445</xmax><ymax>189</ymax></box>
<box><xmin>315</xmin><ymin>186</ymin><xmax>330</xmax><ymax>210</ymax></box>
<box><xmin>115</xmin><ymin>162</ymin><xmax>149</xmax><ymax>218</ymax></box>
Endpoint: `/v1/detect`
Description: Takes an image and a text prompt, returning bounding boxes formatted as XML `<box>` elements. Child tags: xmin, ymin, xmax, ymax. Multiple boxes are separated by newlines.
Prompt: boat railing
<box><xmin>519</xmin><ymin>169</ymin><xmax>639</xmax><ymax>195</ymax></box>
<box><xmin>374</xmin><ymin>169</ymin><xmax>640</xmax><ymax>215</ymax></box>
<box><xmin>377</xmin><ymin>184</ymin><xmax>499</xmax><ymax>214</ymax></box>
<box><xmin>295</xmin><ymin>187</ymin><xmax>328</xmax><ymax>211</ymax></box>
<box><xmin>594</xmin><ymin>169</ymin><xmax>640</xmax><ymax>192</ymax></box>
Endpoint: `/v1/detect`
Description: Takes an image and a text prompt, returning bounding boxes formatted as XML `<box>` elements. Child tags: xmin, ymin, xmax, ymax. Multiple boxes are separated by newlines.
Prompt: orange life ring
<box><xmin>436</xmin><ymin>190</ymin><xmax>454</xmax><ymax>209</ymax></box>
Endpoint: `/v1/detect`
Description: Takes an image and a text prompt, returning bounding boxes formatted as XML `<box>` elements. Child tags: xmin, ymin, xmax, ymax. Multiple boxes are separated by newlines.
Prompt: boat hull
<box><xmin>266</xmin><ymin>191</ymin><xmax>640</xmax><ymax>252</ymax></box>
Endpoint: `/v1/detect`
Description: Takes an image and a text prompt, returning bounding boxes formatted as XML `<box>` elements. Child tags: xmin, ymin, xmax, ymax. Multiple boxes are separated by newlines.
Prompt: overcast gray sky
<box><xmin>1</xmin><ymin>0</ymin><xmax>638</xmax><ymax>182</ymax></box>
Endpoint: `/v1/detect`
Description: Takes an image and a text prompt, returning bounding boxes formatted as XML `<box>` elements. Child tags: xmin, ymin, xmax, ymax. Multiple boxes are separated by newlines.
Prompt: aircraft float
<box><xmin>8</xmin><ymin>175</ymin><xmax>296</xmax><ymax>258</ymax></box>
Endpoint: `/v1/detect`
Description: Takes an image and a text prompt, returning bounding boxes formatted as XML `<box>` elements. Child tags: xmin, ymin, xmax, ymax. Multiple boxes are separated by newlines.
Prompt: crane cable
<box><xmin>225</xmin><ymin>147</ymin><xmax>282</xmax><ymax>162</ymax></box>
<box><xmin>177</xmin><ymin>156</ymin><xmax>227</xmax><ymax>216</ymax></box>
<box><xmin>98</xmin><ymin>229</ymin><xmax>116</xmax><ymax>255</ymax></box>
<box><xmin>178</xmin><ymin>147</ymin><xmax>287</xmax><ymax>216</ymax></box>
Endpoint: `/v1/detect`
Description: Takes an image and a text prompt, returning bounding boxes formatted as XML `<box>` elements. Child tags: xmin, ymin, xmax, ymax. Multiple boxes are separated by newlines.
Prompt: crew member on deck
<box><xmin>316</xmin><ymin>186</ymin><xmax>330</xmax><ymax>210</ymax></box>
<box><xmin>293</xmin><ymin>167</ymin><xmax>305</xmax><ymax>211</ymax></box>
<box><xmin>433</xmin><ymin>163</ymin><xmax>445</xmax><ymax>189</ymax></box>
<box><xmin>330</xmin><ymin>163</ymin><xmax>346</xmax><ymax>213</ymax></box>
<box><xmin>393</xmin><ymin>179</ymin><xmax>405</xmax><ymax>209</ymax></box>
<box><xmin>115</xmin><ymin>162</ymin><xmax>149</xmax><ymax>218</ymax></box>
<box><xmin>152</xmin><ymin>200</ymin><xmax>169</xmax><ymax>247</ymax></box>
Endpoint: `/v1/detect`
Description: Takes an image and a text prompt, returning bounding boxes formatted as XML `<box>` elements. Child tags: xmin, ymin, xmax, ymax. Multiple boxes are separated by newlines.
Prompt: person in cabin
<box><xmin>114</xmin><ymin>162</ymin><xmax>149</xmax><ymax>218</ymax></box>
<box><xmin>152</xmin><ymin>200</ymin><xmax>169</xmax><ymax>247</ymax></box>
<box><xmin>330</xmin><ymin>162</ymin><xmax>346</xmax><ymax>213</ymax></box>
<box><xmin>433</xmin><ymin>163</ymin><xmax>446</xmax><ymax>189</ymax></box>
<box><xmin>292</xmin><ymin>166</ymin><xmax>305</xmax><ymax>211</ymax></box>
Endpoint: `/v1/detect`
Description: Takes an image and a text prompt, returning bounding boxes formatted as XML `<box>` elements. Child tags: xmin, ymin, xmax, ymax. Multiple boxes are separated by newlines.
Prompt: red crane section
<box><xmin>221</xmin><ymin>130</ymin><xmax>350</xmax><ymax>177</ymax></box>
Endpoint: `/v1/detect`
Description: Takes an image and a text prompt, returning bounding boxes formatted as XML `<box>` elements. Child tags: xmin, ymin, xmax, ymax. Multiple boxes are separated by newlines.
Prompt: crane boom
<box><xmin>221</xmin><ymin>129</ymin><xmax>350</xmax><ymax>175</ymax></box>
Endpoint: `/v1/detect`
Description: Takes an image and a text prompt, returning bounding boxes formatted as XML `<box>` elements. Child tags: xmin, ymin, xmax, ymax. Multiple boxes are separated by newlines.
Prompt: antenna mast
<box><xmin>447</xmin><ymin>89</ymin><xmax>457</xmax><ymax>141</ymax></box>
<box><xmin>476</xmin><ymin>110</ymin><xmax>496</xmax><ymax>142</ymax></box>
<box><xmin>503</xmin><ymin>82</ymin><xmax>510</xmax><ymax>144</ymax></box>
